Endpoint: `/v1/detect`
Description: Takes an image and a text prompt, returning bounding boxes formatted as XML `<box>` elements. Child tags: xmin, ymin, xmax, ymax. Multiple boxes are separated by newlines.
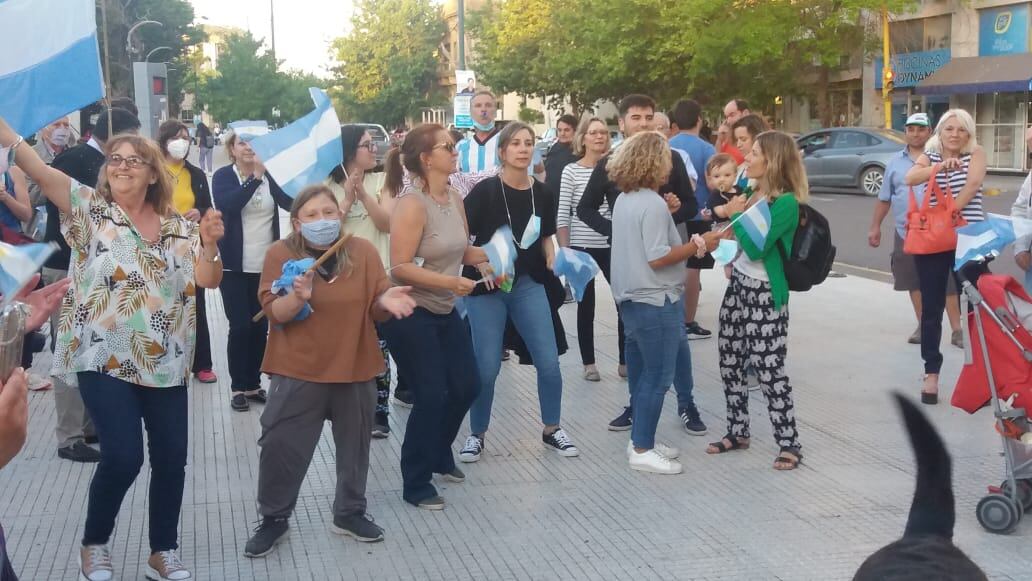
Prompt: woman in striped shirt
<box><xmin>904</xmin><ymin>108</ymin><xmax>986</xmax><ymax>405</ymax></box>
<box><xmin>557</xmin><ymin>116</ymin><xmax>621</xmax><ymax>381</ymax></box>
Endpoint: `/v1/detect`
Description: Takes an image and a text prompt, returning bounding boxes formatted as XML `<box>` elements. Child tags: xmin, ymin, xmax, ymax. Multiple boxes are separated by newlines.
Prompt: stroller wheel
<box><xmin>1001</xmin><ymin>479</ymin><xmax>1032</xmax><ymax>511</ymax></box>
<box><xmin>977</xmin><ymin>493</ymin><xmax>1022</xmax><ymax>534</ymax></box>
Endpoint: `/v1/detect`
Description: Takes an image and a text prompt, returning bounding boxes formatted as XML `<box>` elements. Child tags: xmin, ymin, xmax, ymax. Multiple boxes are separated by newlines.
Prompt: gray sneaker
<box><xmin>417</xmin><ymin>495</ymin><xmax>446</xmax><ymax>511</ymax></box>
<box><xmin>331</xmin><ymin>513</ymin><xmax>384</xmax><ymax>543</ymax></box>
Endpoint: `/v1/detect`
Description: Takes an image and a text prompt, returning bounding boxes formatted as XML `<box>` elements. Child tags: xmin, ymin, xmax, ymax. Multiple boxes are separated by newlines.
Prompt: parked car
<box><xmin>352</xmin><ymin>123</ymin><xmax>391</xmax><ymax>168</ymax></box>
<box><xmin>535</xmin><ymin>127</ymin><xmax>557</xmax><ymax>159</ymax></box>
<box><xmin>796</xmin><ymin>127</ymin><xmax>905</xmax><ymax>196</ymax></box>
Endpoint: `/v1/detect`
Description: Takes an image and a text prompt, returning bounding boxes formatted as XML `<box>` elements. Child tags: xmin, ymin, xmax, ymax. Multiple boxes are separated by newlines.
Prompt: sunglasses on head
<box><xmin>434</xmin><ymin>142</ymin><xmax>456</xmax><ymax>153</ymax></box>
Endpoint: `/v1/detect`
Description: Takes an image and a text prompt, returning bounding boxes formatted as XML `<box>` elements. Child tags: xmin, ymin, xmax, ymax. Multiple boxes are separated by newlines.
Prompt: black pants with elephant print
<box><xmin>717</xmin><ymin>268</ymin><xmax>801</xmax><ymax>451</ymax></box>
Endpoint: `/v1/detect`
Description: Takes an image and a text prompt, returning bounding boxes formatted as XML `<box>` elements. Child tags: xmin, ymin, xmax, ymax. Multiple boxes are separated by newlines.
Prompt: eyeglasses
<box><xmin>358</xmin><ymin>141</ymin><xmax>377</xmax><ymax>152</ymax></box>
<box><xmin>107</xmin><ymin>154</ymin><xmax>147</xmax><ymax>169</ymax></box>
<box><xmin>433</xmin><ymin>142</ymin><xmax>457</xmax><ymax>153</ymax></box>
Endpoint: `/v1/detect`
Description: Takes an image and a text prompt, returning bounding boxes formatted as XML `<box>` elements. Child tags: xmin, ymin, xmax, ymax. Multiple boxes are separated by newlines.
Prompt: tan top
<box><xmin>259</xmin><ymin>237</ymin><xmax>390</xmax><ymax>384</ymax></box>
<box><xmin>397</xmin><ymin>188</ymin><xmax>468</xmax><ymax>314</ymax></box>
<box><xmin>325</xmin><ymin>174</ymin><xmax>391</xmax><ymax>267</ymax></box>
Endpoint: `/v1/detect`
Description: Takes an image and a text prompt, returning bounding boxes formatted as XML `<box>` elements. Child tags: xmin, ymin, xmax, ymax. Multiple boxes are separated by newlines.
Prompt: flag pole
<box><xmin>99</xmin><ymin>0</ymin><xmax>113</xmax><ymax>138</ymax></box>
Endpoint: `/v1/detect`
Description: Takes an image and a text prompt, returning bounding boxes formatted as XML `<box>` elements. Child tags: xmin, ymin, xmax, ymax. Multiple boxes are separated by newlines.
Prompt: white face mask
<box><xmin>50</xmin><ymin>127</ymin><xmax>71</xmax><ymax>147</ymax></box>
<box><xmin>167</xmin><ymin>138</ymin><xmax>190</xmax><ymax>160</ymax></box>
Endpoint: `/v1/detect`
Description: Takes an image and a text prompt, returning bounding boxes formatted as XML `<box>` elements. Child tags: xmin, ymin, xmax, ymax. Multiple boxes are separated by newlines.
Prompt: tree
<box><xmin>329</xmin><ymin>0</ymin><xmax>446</xmax><ymax>125</ymax></box>
<box><xmin>197</xmin><ymin>33</ymin><xmax>284</xmax><ymax>123</ymax></box>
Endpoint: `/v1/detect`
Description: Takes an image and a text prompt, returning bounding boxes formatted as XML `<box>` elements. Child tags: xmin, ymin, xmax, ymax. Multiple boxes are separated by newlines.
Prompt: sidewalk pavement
<box><xmin>2</xmin><ymin>267</ymin><xmax>1030</xmax><ymax>580</ymax></box>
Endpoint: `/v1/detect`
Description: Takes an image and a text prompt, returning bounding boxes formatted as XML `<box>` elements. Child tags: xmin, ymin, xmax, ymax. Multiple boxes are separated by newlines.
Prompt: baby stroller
<box><xmin>952</xmin><ymin>271</ymin><xmax>1032</xmax><ymax>534</ymax></box>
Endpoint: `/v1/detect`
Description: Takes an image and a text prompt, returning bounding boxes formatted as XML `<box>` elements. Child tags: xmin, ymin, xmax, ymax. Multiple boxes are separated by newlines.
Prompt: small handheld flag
<box><xmin>247</xmin><ymin>88</ymin><xmax>343</xmax><ymax>198</ymax></box>
<box><xmin>0</xmin><ymin>242</ymin><xmax>56</xmax><ymax>309</ymax></box>
<box><xmin>481</xmin><ymin>226</ymin><xmax>516</xmax><ymax>293</ymax></box>
<box><xmin>270</xmin><ymin>258</ymin><xmax>315</xmax><ymax>321</ymax></box>
<box><xmin>734</xmin><ymin>198</ymin><xmax>771</xmax><ymax>250</ymax></box>
<box><xmin>552</xmin><ymin>247</ymin><xmax>599</xmax><ymax>302</ymax></box>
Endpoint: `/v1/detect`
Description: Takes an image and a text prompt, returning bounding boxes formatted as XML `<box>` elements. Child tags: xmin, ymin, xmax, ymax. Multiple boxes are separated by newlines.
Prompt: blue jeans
<box><xmin>380</xmin><ymin>308</ymin><xmax>480</xmax><ymax>505</ymax></box>
<box><xmin>621</xmin><ymin>298</ymin><xmax>693</xmax><ymax>450</ymax></box>
<box><xmin>77</xmin><ymin>372</ymin><xmax>188</xmax><ymax>552</ymax></box>
<box><xmin>466</xmin><ymin>276</ymin><xmax>563</xmax><ymax>434</ymax></box>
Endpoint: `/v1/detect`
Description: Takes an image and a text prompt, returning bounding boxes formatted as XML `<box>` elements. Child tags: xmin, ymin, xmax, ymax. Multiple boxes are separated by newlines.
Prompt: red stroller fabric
<box><xmin>952</xmin><ymin>275</ymin><xmax>1032</xmax><ymax>414</ymax></box>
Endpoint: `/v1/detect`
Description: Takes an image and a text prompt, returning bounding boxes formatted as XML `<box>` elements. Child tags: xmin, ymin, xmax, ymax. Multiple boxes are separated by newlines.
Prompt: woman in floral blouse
<box><xmin>0</xmin><ymin>116</ymin><xmax>224</xmax><ymax>581</ymax></box>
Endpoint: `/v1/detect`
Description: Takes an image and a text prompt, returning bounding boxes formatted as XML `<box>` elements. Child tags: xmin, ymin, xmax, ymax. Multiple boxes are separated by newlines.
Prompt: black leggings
<box><xmin>913</xmin><ymin>251</ymin><xmax>959</xmax><ymax>375</ymax></box>
<box><xmin>572</xmin><ymin>246</ymin><xmax>625</xmax><ymax>366</ymax></box>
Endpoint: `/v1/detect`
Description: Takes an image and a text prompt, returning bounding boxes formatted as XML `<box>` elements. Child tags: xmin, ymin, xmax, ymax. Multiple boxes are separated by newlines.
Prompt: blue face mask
<box><xmin>473</xmin><ymin>119</ymin><xmax>496</xmax><ymax>132</ymax></box>
<box><xmin>300</xmin><ymin>219</ymin><xmax>341</xmax><ymax>247</ymax></box>
<box><xmin>712</xmin><ymin>239</ymin><xmax>740</xmax><ymax>266</ymax></box>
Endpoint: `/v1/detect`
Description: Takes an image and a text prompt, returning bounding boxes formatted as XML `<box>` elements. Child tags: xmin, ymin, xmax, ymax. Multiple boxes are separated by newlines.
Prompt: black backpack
<box><xmin>776</xmin><ymin>204</ymin><xmax>835</xmax><ymax>292</ymax></box>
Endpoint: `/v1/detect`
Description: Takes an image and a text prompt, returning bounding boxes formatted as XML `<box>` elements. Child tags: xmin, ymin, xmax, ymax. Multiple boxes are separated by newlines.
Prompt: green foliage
<box><xmin>329</xmin><ymin>0</ymin><xmax>446</xmax><ymax>126</ymax></box>
<box><xmin>518</xmin><ymin>106</ymin><xmax>545</xmax><ymax>124</ymax></box>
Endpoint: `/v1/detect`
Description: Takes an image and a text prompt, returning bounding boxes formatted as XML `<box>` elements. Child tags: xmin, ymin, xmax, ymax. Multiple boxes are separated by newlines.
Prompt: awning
<box><xmin>915</xmin><ymin>53</ymin><xmax>1032</xmax><ymax>95</ymax></box>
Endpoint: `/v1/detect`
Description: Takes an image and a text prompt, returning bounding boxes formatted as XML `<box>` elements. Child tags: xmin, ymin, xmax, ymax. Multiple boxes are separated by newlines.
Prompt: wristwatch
<box><xmin>203</xmin><ymin>251</ymin><xmax>221</xmax><ymax>264</ymax></box>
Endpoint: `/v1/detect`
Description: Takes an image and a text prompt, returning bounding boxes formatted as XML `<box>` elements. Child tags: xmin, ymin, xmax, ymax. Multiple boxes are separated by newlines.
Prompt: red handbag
<box><xmin>903</xmin><ymin>170</ymin><xmax>967</xmax><ymax>255</ymax></box>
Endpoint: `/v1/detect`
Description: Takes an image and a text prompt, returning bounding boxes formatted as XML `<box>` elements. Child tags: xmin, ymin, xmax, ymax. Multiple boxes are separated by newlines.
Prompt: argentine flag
<box><xmin>228</xmin><ymin>120</ymin><xmax>270</xmax><ymax>141</ymax></box>
<box><xmin>737</xmin><ymin>197</ymin><xmax>772</xmax><ymax>250</ymax></box>
<box><xmin>0</xmin><ymin>0</ymin><xmax>105</xmax><ymax>137</ymax></box>
<box><xmin>954</xmin><ymin>214</ymin><xmax>1032</xmax><ymax>270</ymax></box>
<box><xmin>481</xmin><ymin>225</ymin><xmax>516</xmax><ymax>291</ymax></box>
<box><xmin>552</xmin><ymin>247</ymin><xmax>600</xmax><ymax>302</ymax></box>
<box><xmin>0</xmin><ymin>241</ymin><xmax>56</xmax><ymax>309</ymax></box>
<box><xmin>247</xmin><ymin>88</ymin><xmax>342</xmax><ymax>198</ymax></box>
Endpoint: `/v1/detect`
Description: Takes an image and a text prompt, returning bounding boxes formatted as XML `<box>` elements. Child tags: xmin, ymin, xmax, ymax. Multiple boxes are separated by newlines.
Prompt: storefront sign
<box><xmin>979</xmin><ymin>4</ymin><xmax>1030</xmax><ymax>56</ymax></box>
<box><xmin>874</xmin><ymin>49</ymin><xmax>951</xmax><ymax>89</ymax></box>
<box><xmin>454</xmin><ymin>95</ymin><xmax>473</xmax><ymax>129</ymax></box>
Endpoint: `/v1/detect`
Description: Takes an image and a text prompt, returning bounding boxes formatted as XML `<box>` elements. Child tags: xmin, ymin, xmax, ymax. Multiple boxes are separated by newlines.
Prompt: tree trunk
<box><xmin>815</xmin><ymin>65</ymin><xmax>831</xmax><ymax>128</ymax></box>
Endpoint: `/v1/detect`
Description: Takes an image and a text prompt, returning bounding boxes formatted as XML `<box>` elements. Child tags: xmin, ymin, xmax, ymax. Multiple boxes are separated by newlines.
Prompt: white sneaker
<box><xmin>79</xmin><ymin>545</ymin><xmax>114</xmax><ymax>581</ymax></box>
<box><xmin>145</xmin><ymin>549</ymin><xmax>192</xmax><ymax>580</ymax></box>
<box><xmin>629</xmin><ymin>449</ymin><xmax>683</xmax><ymax>475</ymax></box>
<box><xmin>458</xmin><ymin>435</ymin><xmax>484</xmax><ymax>463</ymax></box>
<box><xmin>626</xmin><ymin>441</ymin><xmax>680</xmax><ymax>459</ymax></box>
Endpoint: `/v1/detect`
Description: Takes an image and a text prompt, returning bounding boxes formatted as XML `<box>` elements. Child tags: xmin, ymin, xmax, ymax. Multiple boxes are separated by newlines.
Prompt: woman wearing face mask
<box><xmin>212</xmin><ymin>131</ymin><xmax>293</xmax><ymax>412</ymax></box>
<box><xmin>458</xmin><ymin>122</ymin><xmax>579</xmax><ymax>463</ymax></box>
<box><xmin>158</xmin><ymin>120</ymin><xmax>218</xmax><ymax>386</ymax></box>
<box><xmin>242</xmin><ymin>185</ymin><xmax>415</xmax><ymax>557</ymax></box>
<box><xmin>327</xmin><ymin>125</ymin><xmax>397</xmax><ymax>437</ymax></box>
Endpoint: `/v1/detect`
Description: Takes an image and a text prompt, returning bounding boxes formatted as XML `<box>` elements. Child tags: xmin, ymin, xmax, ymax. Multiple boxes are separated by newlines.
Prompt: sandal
<box><xmin>706</xmin><ymin>434</ymin><xmax>750</xmax><ymax>455</ymax></box>
<box><xmin>773</xmin><ymin>448</ymin><xmax>802</xmax><ymax>471</ymax></box>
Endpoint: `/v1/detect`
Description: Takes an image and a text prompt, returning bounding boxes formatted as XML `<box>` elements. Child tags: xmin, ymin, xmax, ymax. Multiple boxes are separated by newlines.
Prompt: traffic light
<box><xmin>883</xmin><ymin>68</ymin><xmax>895</xmax><ymax>96</ymax></box>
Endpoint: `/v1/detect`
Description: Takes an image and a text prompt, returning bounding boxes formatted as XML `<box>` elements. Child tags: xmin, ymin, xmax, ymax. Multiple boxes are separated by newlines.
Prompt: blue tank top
<box><xmin>0</xmin><ymin>173</ymin><xmax>22</xmax><ymax>232</ymax></box>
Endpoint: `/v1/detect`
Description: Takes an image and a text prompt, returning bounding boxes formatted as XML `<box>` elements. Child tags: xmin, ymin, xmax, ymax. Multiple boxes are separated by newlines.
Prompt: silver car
<box><xmin>797</xmin><ymin>127</ymin><xmax>906</xmax><ymax>196</ymax></box>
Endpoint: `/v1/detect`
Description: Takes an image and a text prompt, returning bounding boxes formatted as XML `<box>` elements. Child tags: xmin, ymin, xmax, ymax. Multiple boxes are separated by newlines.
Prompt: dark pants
<box><xmin>219</xmin><ymin>271</ymin><xmax>267</xmax><ymax>392</ymax></box>
<box><xmin>191</xmin><ymin>288</ymin><xmax>213</xmax><ymax>373</ymax></box>
<box><xmin>572</xmin><ymin>246</ymin><xmax>625</xmax><ymax>366</ymax></box>
<box><xmin>380</xmin><ymin>308</ymin><xmax>479</xmax><ymax>505</ymax></box>
<box><xmin>914</xmin><ymin>251</ymin><xmax>959</xmax><ymax>375</ymax></box>
<box><xmin>77</xmin><ymin>372</ymin><xmax>188</xmax><ymax>553</ymax></box>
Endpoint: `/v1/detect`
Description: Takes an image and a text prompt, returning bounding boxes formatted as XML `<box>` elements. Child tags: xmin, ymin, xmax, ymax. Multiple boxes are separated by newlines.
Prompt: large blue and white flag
<box><xmin>736</xmin><ymin>197</ymin><xmax>771</xmax><ymax>250</ymax></box>
<box><xmin>552</xmin><ymin>247</ymin><xmax>599</xmax><ymax>302</ymax></box>
<box><xmin>227</xmin><ymin>120</ymin><xmax>269</xmax><ymax>141</ymax></box>
<box><xmin>247</xmin><ymin>88</ymin><xmax>342</xmax><ymax>198</ymax></box>
<box><xmin>0</xmin><ymin>0</ymin><xmax>105</xmax><ymax>137</ymax></box>
<box><xmin>954</xmin><ymin>213</ymin><xmax>1032</xmax><ymax>270</ymax></box>
<box><xmin>0</xmin><ymin>241</ymin><xmax>56</xmax><ymax>309</ymax></box>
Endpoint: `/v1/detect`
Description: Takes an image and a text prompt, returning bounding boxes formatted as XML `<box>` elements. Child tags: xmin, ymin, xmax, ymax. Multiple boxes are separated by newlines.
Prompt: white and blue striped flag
<box><xmin>737</xmin><ymin>197</ymin><xmax>772</xmax><ymax>250</ymax></box>
<box><xmin>227</xmin><ymin>120</ymin><xmax>269</xmax><ymax>141</ymax></box>
<box><xmin>481</xmin><ymin>225</ymin><xmax>516</xmax><ymax>291</ymax></box>
<box><xmin>954</xmin><ymin>214</ymin><xmax>1032</xmax><ymax>270</ymax></box>
<box><xmin>552</xmin><ymin>247</ymin><xmax>600</xmax><ymax>302</ymax></box>
<box><xmin>247</xmin><ymin>88</ymin><xmax>342</xmax><ymax>198</ymax></box>
<box><xmin>0</xmin><ymin>241</ymin><xmax>56</xmax><ymax>309</ymax></box>
<box><xmin>0</xmin><ymin>0</ymin><xmax>105</xmax><ymax>136</ymax></box>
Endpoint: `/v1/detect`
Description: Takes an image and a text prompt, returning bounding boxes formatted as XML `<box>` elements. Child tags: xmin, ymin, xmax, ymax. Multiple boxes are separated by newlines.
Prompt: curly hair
<box><xmin>606</xmin><ymin>131</ymin><xmax>671</xmax><ymax>192</ymax></box>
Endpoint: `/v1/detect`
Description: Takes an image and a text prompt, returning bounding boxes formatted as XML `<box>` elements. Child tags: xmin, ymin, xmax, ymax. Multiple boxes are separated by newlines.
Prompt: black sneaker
<box><xmin>437</xmin><ymin>467</ymin><xmax>465</xmax><ymax>483</ymax></box>
<box><xmin>371</xmin><ymin>413</ymin><xmax>390</xmax><ymax>439</ymax></box>
<box><xmin>231</xmin><ymin>394</ymin><xmax>250</xmax><ymax>412</ymax></box>
<box><xmin>678</xmin><ymin>406</ymin><xmax>708</xmax><ymax>436</ymax></box>
<box><xmin>331</xmin><ymin>513</ymin><xmax>384</xmax><ymax>543</ymax></box>
<box><xmin>685</xmin><ymin>321</ymin><xmax>712</xmax><ymax>340</ymax></box>
<box><xmin>458</xmin><ymin>435</ymin><xmax>484</xmax><ymax>463</ymax></box>
<box><xmin>542</xmin><ymin>428</ymin><xmax>579</xmax><ymax>457</ymax></box>
<box><xmin>246</xmin><ymin>389</ymin><xmax>268</xmax><ymax>404</ymax></box>
<box><xmin>57</xmin><ymin>441</ymin><xmax>101</xmax><ymax>463</ymax></box>
<box><xmin>608</xmin><ymin>406</ymin><xmax>633</xmax><ymax>431</ymax></box>
<box><xmin>243</xmin><ymin>517</ymin><xmax>289</xmax><ymax>558</ymax></box>
<box><xmin>416</xmin><ymin>495</ymin><xmax>446</xmax><ymax>511</ymax></box>
<box><xmin>83</xmin><ymin>435</ymin><xmax>100</xmax><ymax>445</ymax></box>
<box><xmin>393</xmin><ymin>389</ymin><xmax>414</xmax><ymax>409</ymax></box>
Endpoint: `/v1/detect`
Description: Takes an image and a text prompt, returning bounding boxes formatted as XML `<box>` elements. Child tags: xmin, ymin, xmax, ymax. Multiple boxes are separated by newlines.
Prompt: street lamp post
<box><xmin>127</xmin><ymin>20</ymin><xmax>163</xmax><ymax>57</ymax></box>
<box><xmin>146</xmin><ymin>46</ymin><xmax>172</xmax><ymax>63</ymax></box>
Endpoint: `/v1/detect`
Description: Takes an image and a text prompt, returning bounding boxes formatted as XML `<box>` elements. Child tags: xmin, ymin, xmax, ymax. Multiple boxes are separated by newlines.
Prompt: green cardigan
<box><xmin>731</xmin><ymin>194</ymin><xmax>800</xmax><ymax>309</ymax></box>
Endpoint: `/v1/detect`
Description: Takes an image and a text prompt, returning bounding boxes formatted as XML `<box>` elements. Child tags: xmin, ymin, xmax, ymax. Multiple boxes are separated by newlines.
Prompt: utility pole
<box><xmin>457</xmin><ymin>0</ymin><xmax>466</xmax><ymax>70</ymax></box>
<box><xmin>882</xmin><ymin>7</ymin><xmax>894</xmax><ymax>129</ymax></box>
<box><xmin>270</xmin><ymin>0</ymin><xmax>277</xmax><ymax>61</ymax></box>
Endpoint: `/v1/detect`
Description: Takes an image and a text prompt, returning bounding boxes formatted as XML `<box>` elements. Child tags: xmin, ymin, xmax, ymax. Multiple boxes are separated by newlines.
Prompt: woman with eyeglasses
<box><xmin>326</xmin><ymin>125</ymin><xmax>397</xmax><ymax>437</ymax></box>
<box><xmin>0</xmin><ymin>115</ymin><xmax>225</xmax><ymax>581</ymax></box>
<box><xmin>158</xmin><ymin>120</ymin><xmax>218</xmax><ymax>386</ymax></box>
<box><xmin>212</xmin><ymin>131</ymin><xmax>293</xmax><ymax>412</ymax></box>
<box><xmin>458</xmin><ymin>122</ymin><xmax>579</xmax><ymax>464</ymax></box>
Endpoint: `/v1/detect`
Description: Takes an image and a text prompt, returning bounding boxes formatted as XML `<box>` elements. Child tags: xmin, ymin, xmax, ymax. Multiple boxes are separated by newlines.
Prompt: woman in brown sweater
<box><xmin>243</xmin><ymin>185</ymin><xmax>414</xmax><ymax>558</ymax></box>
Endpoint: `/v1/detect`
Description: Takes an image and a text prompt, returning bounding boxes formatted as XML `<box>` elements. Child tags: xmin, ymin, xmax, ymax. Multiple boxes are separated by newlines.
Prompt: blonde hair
<box><xmin>95</xmin><ymin>135</ymin><xmax>174</xmax><ymax>217</ymax></box>
<box><xmin>285</xmin><ymin>184</ymin><xmax>352</xmax><ymax>277</ymax></box>
<box><xmin>753</xmin><ymin>131</ymin><xmax>809</xmax><ymax>205</ymax></box>
<box><xmin>573</xmin><ymin>116</ymin><xmax>609</xmax><ymax>157</ymax></box>
<box><xmin>224</xmin><ymin>131</ymin><xmax>239</xmax><ymax>161</ymax></box>
<box><xmin>606</xmin><ymin>131</ymin><xmax>672</xmax><ymax>192</ymax></box>
<box><xmin>925</xmin><ymin>109</ymin><xmax>978</xmax><ymax>155</ymax></box>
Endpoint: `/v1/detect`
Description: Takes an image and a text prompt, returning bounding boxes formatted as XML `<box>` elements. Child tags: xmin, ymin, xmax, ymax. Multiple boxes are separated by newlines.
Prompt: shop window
<box><xmin>923</xmin><ymin>15</ymin><xmax>950</xmax><ymax>50</ymax></box>
<box><xmin>890</xmin><ymin>20</ymin><xmax>923</xmax><ymax>53</ymax></box>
